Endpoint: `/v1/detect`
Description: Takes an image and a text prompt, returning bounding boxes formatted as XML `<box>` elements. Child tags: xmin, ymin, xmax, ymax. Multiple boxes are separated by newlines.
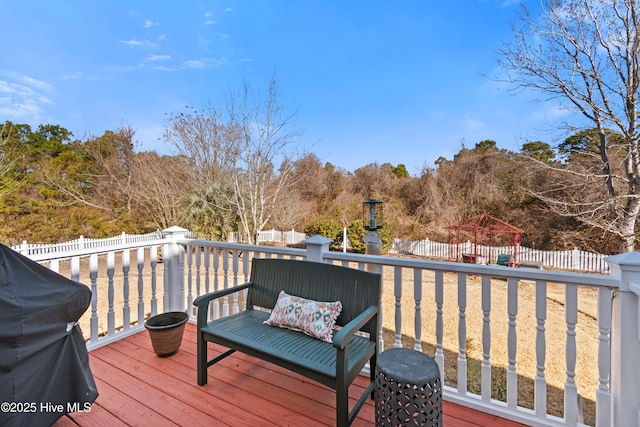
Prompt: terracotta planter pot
<box><xmin>144</xmin><ymin>311</ymin><xmax>189</xmax><ymax>357</ymax></box>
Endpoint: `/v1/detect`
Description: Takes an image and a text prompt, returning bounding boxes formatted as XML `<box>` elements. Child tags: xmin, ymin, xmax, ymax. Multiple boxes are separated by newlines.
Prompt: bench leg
<box><xmin>336</xmin><ymin>381</ymin><xmax>349</xmax><ymax>427</ymax></box>
<box><xmin>197</xmin><ymin>331</ymin><xmax>208</xmax><ymax>386</ymax></box>
<box><xmin>370</xmin><ymin>352</ymin><xmax>377</xmax><ymax>400</ymax></box>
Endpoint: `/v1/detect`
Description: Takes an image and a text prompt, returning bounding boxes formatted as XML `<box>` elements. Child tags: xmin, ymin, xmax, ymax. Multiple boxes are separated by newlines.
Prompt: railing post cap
<box><xmin>605</xmin><ymin>251</ymin><xmax>640</xmax><ymax>267</ymax></box>
<box><xmin>163</xmin><ymin>226</ymin><xmax>189</xmax><ymax>235</ymax></box>
<box><xmin>606</xmin><ymin>252</ymin><xmax>640</xmax><ymax>286</ymax></box>
<box><xmin>163</xmin><ymin>226</ymin><xmax>189</xmax><ymax>241</ymax></box>
<box><xmin>303</xmin><ymin>235</ymin><xmax>333</xmax><ymax>245</ymax></box>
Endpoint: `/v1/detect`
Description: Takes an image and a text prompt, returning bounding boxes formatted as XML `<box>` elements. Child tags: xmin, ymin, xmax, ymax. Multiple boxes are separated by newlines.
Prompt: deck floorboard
<box><xmin>53</xmin><ymin>323</ymin><xmax>527</xmax><ymax>427</ymax></box>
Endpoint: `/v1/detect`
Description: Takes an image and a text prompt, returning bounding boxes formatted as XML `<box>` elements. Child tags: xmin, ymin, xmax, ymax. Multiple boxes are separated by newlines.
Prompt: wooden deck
<box><xmin>54</xmin><ymin>323</ymin><xmax>527</xmax><ymax>427</ymax></box>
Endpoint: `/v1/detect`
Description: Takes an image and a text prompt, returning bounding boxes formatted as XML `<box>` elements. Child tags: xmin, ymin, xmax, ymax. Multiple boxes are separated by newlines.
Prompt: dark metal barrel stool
<box><xmin>375</xmin><ymin>348</ymin><xmax>442</xmax><ymax>426</ymax></box>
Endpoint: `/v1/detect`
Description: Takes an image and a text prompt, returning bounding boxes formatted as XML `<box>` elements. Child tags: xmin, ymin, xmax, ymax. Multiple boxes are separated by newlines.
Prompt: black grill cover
<box><xmin>0</xmin><ymin>244</ymin><xmax>98</xmax><ymax>427</ymax></box>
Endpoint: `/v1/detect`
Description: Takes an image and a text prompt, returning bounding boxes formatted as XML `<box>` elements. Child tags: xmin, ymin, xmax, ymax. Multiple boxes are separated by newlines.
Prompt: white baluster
<box><xmin>394</xmin><ymin>266</ymin><xmax>403</xmax><ymax>348</ymax></box>
<box><xmin>481</xmin><ymin>274</ymin><xmax>491</xmax><ymax>401</ymax></box>
<box><xmin>195</xmin><ymin>245</ymin><xmax>201</xmax><ymax>307</ymax></box>
<box><xmin>186</xmin><ymin>245</ymin><xmax>193</xmax><ymax>311</ymax></box>
<box><xmin>137</xmin><ymin>248</ymin><xmax>145</xmax><ymax>325</ymax></box>
<box><xmin>458</xmin><ymin>273</ymin><xmax>467</xmax><ymax>395</ymax></box>
<box><xmin>107</xmin><ymin>251</ymin><xmax>115</xmax><ymax>335</ymax></box>
<box><xmin>71</xmin><ymin>256</ymin><xmax>80</xmax><ymax>282</ymax></box>
<box><xmin>414</xmin><ymin>268</ymin><xmax>423</xmax><ymax>351</ymax></box>
<box><xmin>213</xmin><ymin>249</ymin><xmax>220</xmax><ymax>320</ymax></box>
<box><xmin>232</xmin><ymin>250</ymin><xmax>240</xmax><ymax>314</ymax></box>
<box><xmin>89</xmin><ymin>254</ymin><xmax>98</xmax><ymax>342</ymax></box>
<box><xmin>507</xmin><ymin>277</ymin><xmax>518</xmax><ymax>408</ymax></box>
<box><xmin>204</xmin><ymin>246</ymin><xmax>211</xmax><ymax>295</ymax></box>
<box><xmin>378</xmin><ymin>264</ymin><xmax>385</xmax><ymax>352</ymax></box>
<box><xmin>122</xmin><ymin>249</ymin><xmax>130</xmax><ymax>331</ymax></box>
<box><xmin>535</xmin><ymin>280</ymin><xmax>547</xmax><ymax>417</ymax></box>
<box><xmin>564</xmin><ymin>283</ymin><xmax>578</xmax><ymax>425</ymax></box>
<box><xmin>435</xmin><ymin>270</ymin><xmax>444</xmax><ymax>381</ymax></box>
<box><xmin>242</xmin><ymin>250</ymin><xmax>250</xmax><ymax>311</ymax></box>
<box><xmin>150</xmin><ymin>246</ymin><xmax>158</xmax><ymax>317</ymax></box>
<box><xmin>162</xmin><ymin>243</ymin><xmax>169</xmax><ymax>313</ymax></box>
<box><xmin>222</xmin><ymin>249</ymin><xmax>229</xmax><ymax>317</ymax></box>
<box><xmin>596</xmin><ymin>287</ymin><xmax>612</xmax><ymax>427</ymax></box>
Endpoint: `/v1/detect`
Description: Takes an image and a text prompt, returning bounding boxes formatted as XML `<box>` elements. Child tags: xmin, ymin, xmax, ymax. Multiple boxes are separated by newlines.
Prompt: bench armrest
<box><xmin>193</xmin><ymin>282</ymin><xmax>253</xmax><ymax>308</ymax></box>
<box><xmin>193</xmin><ymin>283</ymin><xmax>253</xmax><ymax>326</ymax></box>
<box><xmin>333</xmin><ymin>305</ymin><xmax>378</xmax><ymax>350</ymax></box>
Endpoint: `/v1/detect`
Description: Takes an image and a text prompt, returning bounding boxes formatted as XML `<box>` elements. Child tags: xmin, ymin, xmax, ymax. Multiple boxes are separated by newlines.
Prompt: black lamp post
<box><xmin>362</xmin><ymin>198</ymin><xmax>384</xmax><ymax>260</ymax></box>
<box><xmin>362</xmin><ymin>198</ymin><xmax>384</xmax><ymax>231</ymax></box>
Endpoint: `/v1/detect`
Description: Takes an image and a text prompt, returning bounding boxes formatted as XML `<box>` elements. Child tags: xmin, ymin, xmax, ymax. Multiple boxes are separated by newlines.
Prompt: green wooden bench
<box><xmin>193</xmin><ymin>258</ymin><xmax>381</xmax><ymax>427</ymax></box>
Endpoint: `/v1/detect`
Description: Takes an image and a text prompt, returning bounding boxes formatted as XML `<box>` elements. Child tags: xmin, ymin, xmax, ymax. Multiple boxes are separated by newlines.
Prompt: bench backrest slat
<box><xmin>246</xmin><ymin>258</ymin><xmax>381</xmax><ymax>334</ymax></box>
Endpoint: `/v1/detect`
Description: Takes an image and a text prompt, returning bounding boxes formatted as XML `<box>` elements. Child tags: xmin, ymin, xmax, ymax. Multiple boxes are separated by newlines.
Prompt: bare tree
<box><xmin>41</xmin><ymin>126</ymin><xmax>141</xmax><ymax>215</ymax></box>
<box><xmin>270</xmin><ymin>185</ymin><xmax>310</xmax><ymax>234</ymax></box>
<box><xmin>500</xmin><ymin>0</ymin><xmax>640</xmax><ymax>251</ymax></box>
<box><xmin>163</xmin><ymin>109</ymin><xmax>238</xmax><ymax>187</ymax></box>
<box><xmin>132</xmin><ymin>152</ymin><xmax>192</xmax><ymax>229</ymax></box>
<box><xmin>165</xmin><ymin>75</ymin><xmax>302</xmax><ymax>243</ymax></box>
<box><xmin>0</xmin><ymin>122</ymin><xmax>20</xmax><ymax>197</ymax></box>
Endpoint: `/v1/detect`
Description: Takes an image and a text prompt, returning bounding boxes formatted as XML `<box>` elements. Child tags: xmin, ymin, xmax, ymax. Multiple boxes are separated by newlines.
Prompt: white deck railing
<box><xmin>22</xmin><ymin>226</ymin><xmax>640</xmax><ymax>427</ymax></box>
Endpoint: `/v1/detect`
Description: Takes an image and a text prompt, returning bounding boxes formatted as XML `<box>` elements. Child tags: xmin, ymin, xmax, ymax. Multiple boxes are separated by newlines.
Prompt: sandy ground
<box><xmin>56</xmin><ymin>254</ymin><xmax>600</xmax><ymax>425</ymax></box>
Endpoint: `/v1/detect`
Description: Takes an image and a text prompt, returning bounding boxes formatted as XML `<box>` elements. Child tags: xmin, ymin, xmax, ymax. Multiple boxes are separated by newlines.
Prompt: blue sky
<box><xmin>0</xmin><ymin>1</ymin><xmax>565</xmax><ymax>175</ymax></box>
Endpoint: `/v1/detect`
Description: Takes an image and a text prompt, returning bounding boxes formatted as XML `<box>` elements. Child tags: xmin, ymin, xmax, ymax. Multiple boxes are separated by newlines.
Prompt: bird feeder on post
<box><xmin>362</xmin><ymin>198</ymin><xmax>384</xmax><ymax>261</ymax></box>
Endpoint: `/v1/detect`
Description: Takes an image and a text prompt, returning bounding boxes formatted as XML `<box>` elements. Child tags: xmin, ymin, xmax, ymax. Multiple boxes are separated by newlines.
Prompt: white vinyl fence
<box><xmin>227</xmin><ymin>228</ymin><xmax>307</xmax><ymax>245</ymax></box>
<box><xmin>391</xmin><ymin>237</ymin><xmax>610</xmax><ymax>273</ymax></box>
<box><xmin>12</xmin><ymin>230</ymin><xmax>165</xmax><ymax>256</ymax></box>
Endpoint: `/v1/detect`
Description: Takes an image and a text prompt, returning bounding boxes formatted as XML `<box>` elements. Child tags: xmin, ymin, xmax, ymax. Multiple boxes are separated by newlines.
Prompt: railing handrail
<box><xmin>323</xmin><ymin>250</ymin><xmax>618</xmax><ymax>289</ymax></box>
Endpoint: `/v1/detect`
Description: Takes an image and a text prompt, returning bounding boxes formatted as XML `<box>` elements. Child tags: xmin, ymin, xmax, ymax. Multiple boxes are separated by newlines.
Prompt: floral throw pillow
<box><xmin>264</xmin><ymin>291</ymin><xmax>342</xmax><ymax>343</ymax></box>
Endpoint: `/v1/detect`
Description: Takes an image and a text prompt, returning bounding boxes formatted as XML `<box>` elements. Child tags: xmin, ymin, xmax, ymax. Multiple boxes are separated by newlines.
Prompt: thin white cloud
<box><xmin>144</xmin><ymin>19</ymin><xmax>158</xmax><ymax>28</ymax></box>
<box><xmin>184</xmin><ymin>58</ymin><xmax>229</xmax><ymax>69</ymax></box>
<box><xmin>184</xmin><ymin>60</ymin><xmax>204</xmax><ymax>69</ymax></box>
<box><xmin>151</xmin><ymin>66</ymin><xmax>180</xmax><ymax>72</ymax></box>
<box><xmin>121</xmin><ymin>39</ymin><xmax>158</xmax><ymax>49</ymax></box>
<box><xmin>21</xmin><ymin>75</ymin><xmax>53</xmax><ymax>91</ymax></box>
<box><xmin>62</xmin><ymin>72</ymin><xmax>100</xmax><ymax>81</ymax></box>
<box><xmin>204</xmin><ymin>12</ymin><xmax>215</xmax><ymax>25</ymax></box>
<box><xmin>121</xmin><ymin>39</ymin><xmax>142</xmax><ymax>47</ymax></box>
<box><xmin>151</xmin><ymin>57</ymin><xmax>231</xmax><ymax>72</ymax></box>
<box><xmin>144</xmin><ymin>54</ymin><xmax>171</xmax><ymax>62</ymax></box>
<box><xmin>224</xmin><ymin>7</ymin><xmax>233</xmax><ymax>12</ymax></box>
<box><xmin>0</xmin><ymin>72</ymin><xmax>54</xmax><ymax>121</ymax></box>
